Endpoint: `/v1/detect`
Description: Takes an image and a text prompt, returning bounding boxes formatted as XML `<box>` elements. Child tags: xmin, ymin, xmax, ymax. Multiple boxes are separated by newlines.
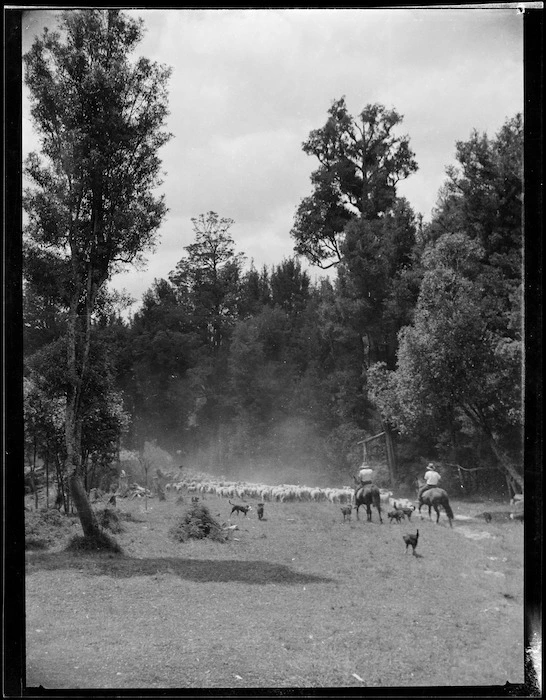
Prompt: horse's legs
<box><xmin>366</xmin><ymin>504</ymin><xmax>372</xmax><ymax>522</ymax></box>
<box><xmin>434</xmin><ymin>505</ymin><xmax>440</xmax><ymax>523</ymax></box>
<box><xmin>428</xmin><ymin>505</ymin><xmax>432</xmax><ymax>521</ymax></box>
<box><xmin>355</xmin><ymin>504</ymin><xmax>360</xmax><ymax>520</ymax></box>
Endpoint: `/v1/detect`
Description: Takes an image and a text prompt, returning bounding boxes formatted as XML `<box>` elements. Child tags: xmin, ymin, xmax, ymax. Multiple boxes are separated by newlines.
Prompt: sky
<box><xmin>21</xmin><ymin>7</ymin><xmax>524</xmax><ymax>314</ymax></box>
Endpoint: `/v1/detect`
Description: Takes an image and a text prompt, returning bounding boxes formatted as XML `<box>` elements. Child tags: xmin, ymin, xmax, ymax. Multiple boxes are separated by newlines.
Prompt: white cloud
<box><xmin>21</xmin><ymin>8</ymin><xmax>524</xmax><ymax>310</ymax></box>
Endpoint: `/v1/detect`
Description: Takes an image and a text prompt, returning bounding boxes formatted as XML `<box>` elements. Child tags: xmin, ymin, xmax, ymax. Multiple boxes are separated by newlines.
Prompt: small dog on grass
<box><xmin>256</xmin><ymin>503</ymin><xmax>265</xmax><ymax>520</ymax></box>
<box><xmin>483</xmin><ymin>512</ymin><xmax>492</xmax><ymax>523</ymax></box>
<box><xmin>388</xmin><ymin>508</ymin><xmax>405</xmax><ymax>524</ymax></box>
<box><xmin>229</xmin><ymin>500</ymin><xmax>252</xmax><ymax>517</ymax></box>
<box><xmin>340</xmin><ymin>505</ymin><xmax>353</xmax><ymax>521</ymax></box>
<box><xmin>399</xmin><ymin>505</ymin><xmax>415</xmax><ymax>520</ymax></box>
<box><xmin>403</xmin><ymin>529</ymin><xmax>419</xmax><ymax>555</ymax></box>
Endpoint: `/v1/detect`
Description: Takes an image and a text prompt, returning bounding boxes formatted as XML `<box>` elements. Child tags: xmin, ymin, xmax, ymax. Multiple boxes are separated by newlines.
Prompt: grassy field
<box><xmin>25</xmin><ymin>491</ymin><xmax>524</xmax><ymax>691</ymax></box>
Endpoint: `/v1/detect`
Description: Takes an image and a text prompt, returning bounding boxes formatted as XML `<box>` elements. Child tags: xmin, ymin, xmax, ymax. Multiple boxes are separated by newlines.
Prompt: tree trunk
<box><xmin>487</xmin><ymin>435</ymin><xmax>524</xmax><ymax>492</ymax></box>
<box><xmin>462</xmin><ymin>404</ymin><xmax>524</xmax><ymax>493</ymax></box>
<box><xmin>69</xmin><ymin>471</ymin><xmax>100</xmax><ymax>537</ymax></box>
<box><xmin>65</xmin><ymin>288</ymin><xmax>101</xmax><ymax>538</ymax></box>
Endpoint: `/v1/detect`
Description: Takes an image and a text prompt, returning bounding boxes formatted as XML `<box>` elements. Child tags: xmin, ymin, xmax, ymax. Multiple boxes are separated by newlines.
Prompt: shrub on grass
<box><xmin>169</xmin><ymin>503</ymin><xmax>228</xmax><ymax>543</ymax></box>
<box><xmin>95</xmin><ymin>506</ymin><xmax>124</xmax><ymax>534</ymax></box>
<box><xmin>66</xmin><ymin>530</ymin><xmax>122</xmax><ymax>553</ymax></box>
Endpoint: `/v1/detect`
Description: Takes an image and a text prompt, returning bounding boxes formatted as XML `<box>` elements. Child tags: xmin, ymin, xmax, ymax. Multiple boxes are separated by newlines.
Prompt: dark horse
<box><xmin>418</xmin><ymin>487</ymin><xmax>454</xmax><ymax>527</ymax></box>
<box><xmin>353</xmin><ymin>481</ymin><xmax>383</xmax><ymax>523</ymax></box>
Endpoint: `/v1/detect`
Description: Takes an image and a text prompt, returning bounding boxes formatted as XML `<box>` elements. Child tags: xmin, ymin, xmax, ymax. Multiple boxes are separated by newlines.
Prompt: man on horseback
<box><xmin>418</xmin><ymin>463</ymin><xmax>441</xmax><ymax>500</ymax></box>
<box><xmin>357</xmin><ymin>462</ymin><xmax>374</xmax><ymax>488</ymax></box>
<box><xmin>353</xmin><ymin>462</ymin><xmax>383</xmax><ymax>523</ymax></box>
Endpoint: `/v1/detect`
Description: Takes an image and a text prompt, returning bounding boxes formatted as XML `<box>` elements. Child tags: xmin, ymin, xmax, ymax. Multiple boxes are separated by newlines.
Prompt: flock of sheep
<box><xmin>163</xmin><ymin>472</ymin><xmax>416</xmax><ymax>518</ymax></box>
<box><xmin>166</xmin><ymin>475</ymin><xmax>359</xmax><ymax>505</ymax></box>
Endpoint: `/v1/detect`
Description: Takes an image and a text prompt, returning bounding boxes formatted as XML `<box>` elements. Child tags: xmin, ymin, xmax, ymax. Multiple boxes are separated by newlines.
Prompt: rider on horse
<box><xmin>354</xmin><ymin>463</ymin><xmax>383</xmax><ymax>522</ymax></box>
<box><xmin>356</xmin><ymin>463</ymin><xmax>375</xmax><ymax>489</ymax></box>
<box><xmin>418</xmin><ymin>463</ymin><xmax>441</xmax><ymax>500</ymax></box>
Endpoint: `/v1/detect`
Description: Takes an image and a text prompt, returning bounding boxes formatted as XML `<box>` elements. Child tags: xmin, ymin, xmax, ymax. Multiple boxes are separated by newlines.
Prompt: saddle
<box><xmin>355</xmin><ymin>482</ymin><xmax>376</xmax><ymax>498</ymax></box>
<box><xmin>419</xmin><ymin>484</ymin><xmax>444</xmax><ymax>500</ymax></box>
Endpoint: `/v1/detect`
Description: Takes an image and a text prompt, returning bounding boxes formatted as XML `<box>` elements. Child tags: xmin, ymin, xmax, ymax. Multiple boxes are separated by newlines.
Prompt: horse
<box><xmin>418</xmin><ymin>487</ymin><xmax>454</xmax><ymax>527</ymax></box>
<box><xmin>353</xmin><ymin>482</ymin><xmax>383</xmax><ymax>523</ymax></box>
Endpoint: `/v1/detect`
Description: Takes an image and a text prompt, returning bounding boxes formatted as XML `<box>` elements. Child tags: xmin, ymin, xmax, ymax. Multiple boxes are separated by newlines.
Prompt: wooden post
<box><xmin>383</xmin><ymin>424</ymin><xmax>397</xmax><ymax>487</ymax></box>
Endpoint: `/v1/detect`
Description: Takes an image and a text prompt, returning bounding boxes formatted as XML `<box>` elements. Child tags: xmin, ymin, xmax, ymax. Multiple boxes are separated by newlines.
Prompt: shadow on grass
<box><xmin>26</xmin><ymin>552</ymin><xmax>335</xmax><ymax>585</ymax></box>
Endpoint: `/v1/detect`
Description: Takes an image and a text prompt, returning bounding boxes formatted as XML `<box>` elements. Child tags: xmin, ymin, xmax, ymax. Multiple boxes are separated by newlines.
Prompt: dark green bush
<box><xmin>169</xmin><ymin>503</ymin><xmax>227</xmax><ymax>543</ymax></box>
<box><xmin>95</xmin><ymin>507</ymin><xmax>124</xmax><ymax>534</ymax></box>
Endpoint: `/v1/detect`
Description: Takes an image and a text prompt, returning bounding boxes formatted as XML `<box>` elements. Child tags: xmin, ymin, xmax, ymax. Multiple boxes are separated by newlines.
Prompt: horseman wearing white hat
<box><xmin>418</xmin><ymin>463</ymin><xmax>441</xmax><ymax>500</ymax></box>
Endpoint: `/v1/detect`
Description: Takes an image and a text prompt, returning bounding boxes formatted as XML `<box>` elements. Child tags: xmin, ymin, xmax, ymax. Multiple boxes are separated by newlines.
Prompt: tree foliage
<box><xmin>23</xmin><ymin>9</ymin><xmax>172</xmax><ymax>536</ymax></box>
<box><xmin>291</xmin><ymin>97</ymin><xmax>418</xmax><ymax>268</ymax></box>
<box><xmin>369</xmin><ymin>115</ymin><xmax>523</xmax><ymax>490</ymax></box>
<box><xmin>23</xmin><ymin>60</ymin><xmax>523</xmax><ymax>497</ymax></box>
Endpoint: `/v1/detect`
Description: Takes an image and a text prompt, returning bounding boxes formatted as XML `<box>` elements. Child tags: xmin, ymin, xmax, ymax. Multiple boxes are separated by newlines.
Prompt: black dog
<box><xmin>388</xmin><ymin>509</ymin><xmax>405</xmax><ymax>524</ymax></box>
<box><xmin>229</xmin><ymin>500</ymin><xmax>252</xmax><ymax>516</ymax></box>
<box><xmin>256</xmin><ymin>503</ymin><xmax>265</xmax><ymax>520</ymax></box>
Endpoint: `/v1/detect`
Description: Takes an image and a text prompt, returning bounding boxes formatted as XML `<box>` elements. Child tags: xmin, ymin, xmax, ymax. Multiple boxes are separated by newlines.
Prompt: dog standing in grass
<box><xmin>256</xmin><ymin>503</ymin><xmax>265</xmax><ymax>520</ymax></box>
<box><xmin>388</xmin><ymin>509</ymin><xmax>405</xmax><ymax>524</ymax></box>
<box><xmin>229</xmin><ymin>500</ymin><xmax>252</xmax><ymax>517</ymax></box>
<box><xmin>340</xmin><ymin>505</ymin><xmax>353</xmax><ymax>522</ymax></box>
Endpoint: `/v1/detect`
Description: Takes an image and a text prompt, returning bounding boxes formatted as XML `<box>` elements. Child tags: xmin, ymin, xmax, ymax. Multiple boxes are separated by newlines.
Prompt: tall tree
<box><xmin>168</xmin><ymin>212</ymin><xmax>246</xmax><ymax>463</ymax></box>
<box><xmin>169</xmin><ymin>212</ymin><xmax>246</xmax><ymax>354</ymax></box>
<box><xmin>369</xmin><ymin>233</ymin><xmax>523</xmax><ymax>491</ymax></box>
<box><xmin>291</xmin><ymin>97</ymin><xmax>418</xmax><ymax>269</ymax></box>
<box><xmin>23</xmin><ymin>9</ymin><xmax>172</xmax><ymax>538</ymax></box>
<box><xmin>426</xmin><ymin>114</ymin><xmax>523</xmax><ymax>332</ymax></box>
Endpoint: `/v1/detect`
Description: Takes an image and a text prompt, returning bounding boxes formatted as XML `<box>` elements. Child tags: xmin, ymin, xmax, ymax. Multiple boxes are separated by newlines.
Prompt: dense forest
<box><xmin>22</xmin><ymin>11</ymin><xmax>523</xmax><ymax>521</ymax></box>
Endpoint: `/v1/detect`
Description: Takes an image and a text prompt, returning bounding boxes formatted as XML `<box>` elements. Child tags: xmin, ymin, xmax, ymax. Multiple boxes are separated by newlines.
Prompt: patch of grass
<box><xmin>65</xmin><ymin>529</ymin><xmax>122</xmax><ymax>554</ymax></box>
<box><xmin>25</xmin><ymin>537</ymin><xmax>49</xmax><ymax>550</ymax></box>
<box><xmin>117</xmin><ymin>510</ymin><xmax>145</xmax><ymax>523</ymax></box>
<box><xmin>26</xmin><ymin>494</ymin><xmax>524</xmax><ymax>689</ymax></box>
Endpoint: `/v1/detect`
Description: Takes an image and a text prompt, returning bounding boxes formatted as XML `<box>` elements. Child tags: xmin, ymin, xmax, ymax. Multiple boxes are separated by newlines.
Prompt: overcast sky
<box><xmin>21</xmin><ymin>7</ymin><xmax>524</xmax><ymax>313</ymax></box>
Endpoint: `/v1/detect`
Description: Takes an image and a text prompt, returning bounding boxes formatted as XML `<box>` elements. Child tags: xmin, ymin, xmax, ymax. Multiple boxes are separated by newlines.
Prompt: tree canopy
<box><xmin>23</xmin><ymin>9</ymin><xmax>172</xmax><ymax>536</ymax></box>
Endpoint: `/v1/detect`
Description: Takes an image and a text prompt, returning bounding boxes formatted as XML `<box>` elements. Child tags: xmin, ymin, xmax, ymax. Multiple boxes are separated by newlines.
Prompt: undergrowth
<box><xmin>95</xmin><ymin>507</ymin><xmax>124</xmax><ymax>534</ymax></box>
<box><xmin>169</xmin><ymin>502</ymin><xmax>228</xmax><ymax>543</ymax></box>
<box><xmin>25</xmin><ymin>508</ymin><xmax>68</xmax><ymax>550</ymax></box>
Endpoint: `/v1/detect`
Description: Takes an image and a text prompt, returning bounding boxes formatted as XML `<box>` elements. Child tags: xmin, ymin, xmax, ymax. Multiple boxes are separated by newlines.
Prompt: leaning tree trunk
<box><xmin>65</xmin><ymin>279</ymin><xmax>102</xmax><ymax>539</ymax></box>
<box><xmin>66</xmin><ymin>384</ymin><xmax>101</xmax><ymax>537</ymax></box>
<box><xmin>487</xmin><ymin>435</ymin><xmax>524</xmax><ymax>493</ymax></box>
<box><xmin>462</xmin><ymin>404</ymin><xmax>524</xmax><ymax>493</ymax></box>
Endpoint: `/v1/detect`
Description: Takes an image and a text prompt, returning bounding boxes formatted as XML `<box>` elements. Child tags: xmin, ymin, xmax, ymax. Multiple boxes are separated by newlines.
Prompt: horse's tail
<box><xmin>443</xmin><ymin>499</ymin><xmax>454</xmax><ymax>521</ymax></box>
